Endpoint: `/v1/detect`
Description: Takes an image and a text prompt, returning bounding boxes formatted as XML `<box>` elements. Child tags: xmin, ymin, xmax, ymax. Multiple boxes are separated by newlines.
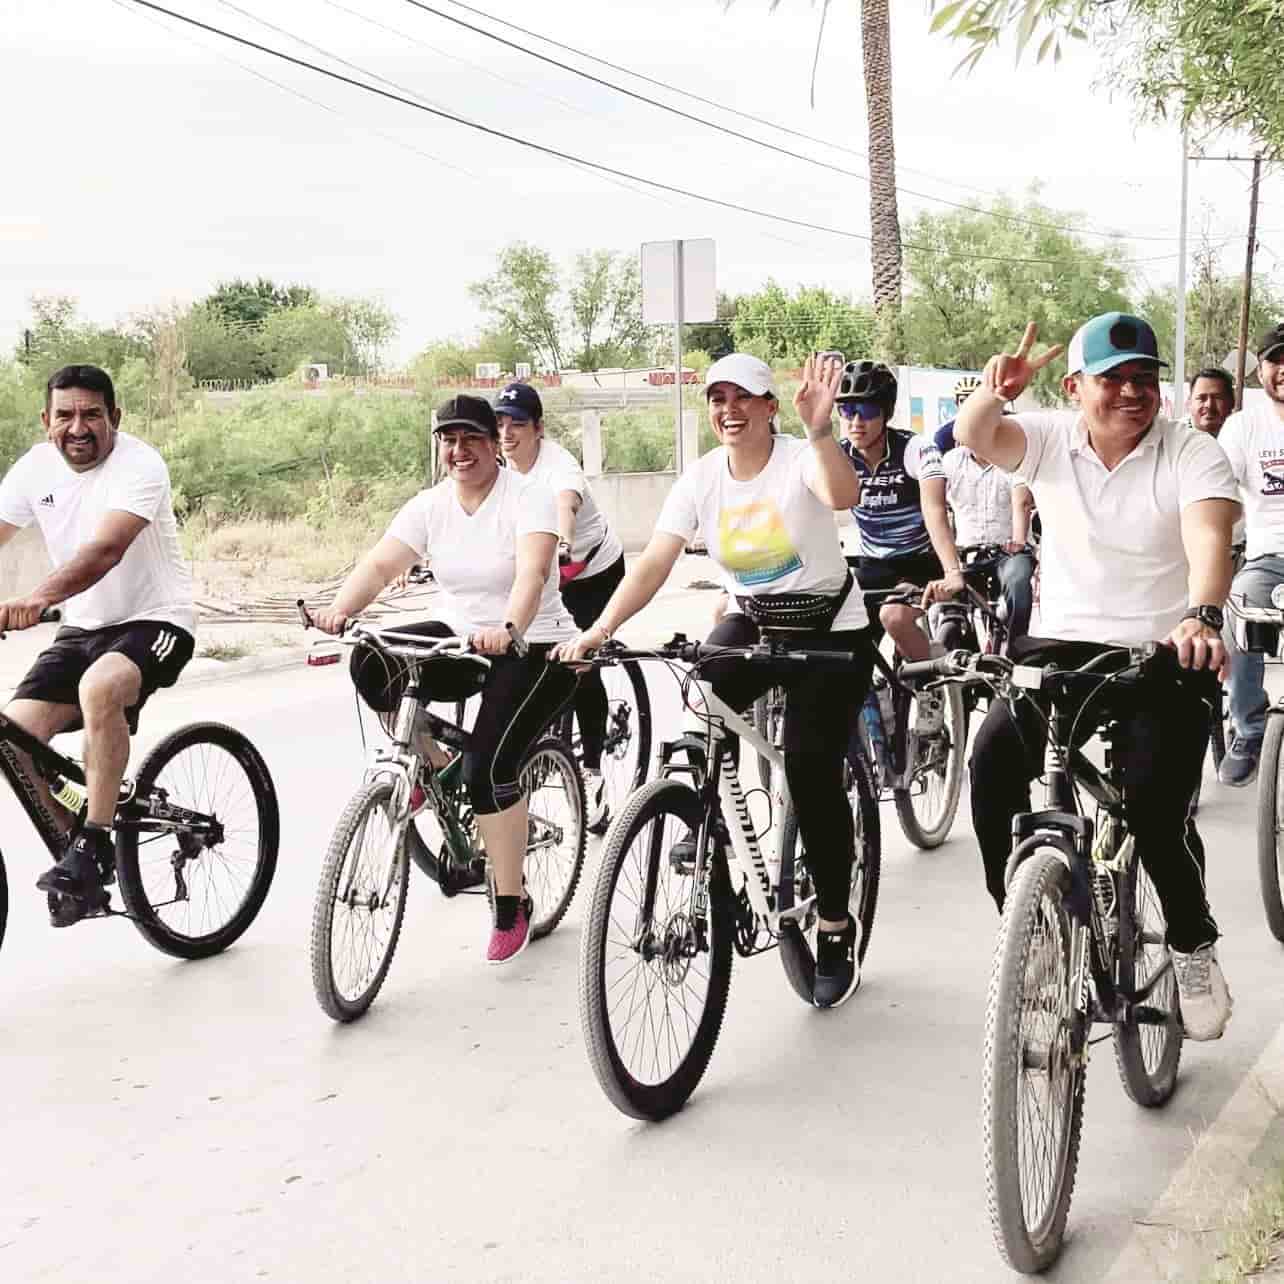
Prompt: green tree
<box><xmin>469</xmin><ymin>243</ymin><xmax>566</xmax><ymax>371</ymax></box>
<box><xmin>900</xmin><ymin>196</ymin><xmax>1133</xmax><ymax>399</ymax></box>
<box><xmin>684</xmin><ymin>292</ymin><xmax>740</xmax><ymax>360</ymax></box>
<box><xmin>181</xmin><ymin>304</ymin><xmax>265</xmax><ymax>383</ymax></box>
<box><xmin>567</xmin><ymin>251</ymin><xmax>649</xmax><ymax>370</ymax></box>
<box><xmin>732</xmin><ymin>282</ymin><xmax>875</xmax><ymax>363</ymax></box>
<box><xmin>930</xmin><ymin>0</ymin><xmax>1284</xmax><ymax>156</ymax></box>
<box><xmin>204</xmin><ymin>278</ymin><xmax>318</xmax><ymax>331</ymax></box>
<box><xmin>259</xmin><ymin>306</ymin><xmax>351</xmax><ymax>378</ymax></box>
<box><xmin>17</xmin><ymin>295</ymin><xmax>144</xmax><ymax>374</ymax></box>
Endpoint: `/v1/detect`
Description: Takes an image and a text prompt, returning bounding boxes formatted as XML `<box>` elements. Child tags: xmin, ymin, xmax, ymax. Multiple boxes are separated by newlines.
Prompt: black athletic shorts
<box><xmin>13</xmin><ymin>619</ymin><xmax>196</xmax><ymax>733</ymax></box>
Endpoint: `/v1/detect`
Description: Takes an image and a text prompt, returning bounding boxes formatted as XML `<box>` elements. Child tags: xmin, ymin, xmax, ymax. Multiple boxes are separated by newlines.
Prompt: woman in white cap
<box><xmin>557</xmin><ymin>353</ymin><xmax>876</xmax><ymax>1008</ymax></box>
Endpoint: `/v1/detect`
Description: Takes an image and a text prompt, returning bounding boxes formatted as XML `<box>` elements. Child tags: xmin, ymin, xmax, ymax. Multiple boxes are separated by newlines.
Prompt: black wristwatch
<box><xmin>1182</xmin><ymin>605</ymin><xmax>1224</xmax><ymax>631</ymax></box>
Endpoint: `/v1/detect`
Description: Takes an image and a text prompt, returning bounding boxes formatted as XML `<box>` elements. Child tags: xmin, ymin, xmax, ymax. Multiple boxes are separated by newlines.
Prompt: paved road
<box><xmin>2</xmin><ymin>649</ymin><xmax>1283</xmax><ymax>1283</ymax></box>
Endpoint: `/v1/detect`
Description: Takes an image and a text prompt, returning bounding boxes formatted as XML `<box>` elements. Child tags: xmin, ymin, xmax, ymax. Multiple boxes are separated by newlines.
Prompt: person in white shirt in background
<box><xmin>315</xmin><ymin>394</ymin><xmax>577</xmax><ymax>966</ymax></box>
<box><xmin>0</xmin><ymin>364</ymin><xmax>195</xmax><ymax>926</ymax></box>
<box><xmin>957</xmin><ymin>313</ymin><xmax>1238</xmax><ymax>1041</ymax></box>
<box><xmin>940</xmin><ymin>436</ymin><xmax>1036</xmax><ymax>645</ymax></box>
<box><xmin>1216</xmin><ymin>327</ymin><xmax>1284</xmax><ymax>786</ymax></box>
<box><xmin>495</xmin><ymin>382</ymin><xmax>624</xmax><ymax>833</ymax></box>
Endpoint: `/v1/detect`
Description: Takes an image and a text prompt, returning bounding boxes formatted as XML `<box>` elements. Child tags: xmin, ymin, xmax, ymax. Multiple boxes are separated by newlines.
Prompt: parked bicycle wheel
<box><xmin>895</xmin><ymin>683</ymin><xmax>967</xmax><ymax>850</ymax></box>
<box><xmin>116</xmin><ymin>722</ymin><xmax>279</xmax><ymax>960</ymax></box>
<box><xmin>983</xmin><ymin>846</ymin><xmax>1086</xmax><ymax>1274</ymax></box>
<box><xmin>521</xmin><ymin>737</ymin><xmax>587</xmax><ymax>939</ymax></box>
<box><xmin>1113</xmin><ymin>854</ymin><xmax>1182</xmax><ymax>1106</ymax></box>
<box><xmin>777</xmin><ymin>747</ymin><xmax>881</xmax><ymax>1003</ymax></box>
<box><xmin>579</xmin><ymin>777</ymin><xmax>734</xmax><ymax>1121</ymax></box>
<box><xmin>752</xmin><ymin>685</ymin><xmax>786</xmax><ymax>791</ymax></box>
<box><xmin>1256</xmin><ymin>713</ymin><xmax>1284</xmax><ymax>942</ymax></box>
<box><xmin>311</xmin><ymin>780</ymin><xmax>409</xmax><ymax>1022</ymax></box>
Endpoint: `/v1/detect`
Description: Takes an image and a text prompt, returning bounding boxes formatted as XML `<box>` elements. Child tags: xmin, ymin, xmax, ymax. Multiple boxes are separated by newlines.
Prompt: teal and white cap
<box><xmin>1066</xmin><ymin>312</ymin><xmax>1168</xmax><ymax>376</ymax></box>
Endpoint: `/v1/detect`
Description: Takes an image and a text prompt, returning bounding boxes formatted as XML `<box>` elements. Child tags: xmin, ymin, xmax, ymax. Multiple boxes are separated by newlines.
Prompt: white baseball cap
<box><xmin>704</xmin><ymin>353</ymin><xmax>777</xmax><ymax>399</ymax></box>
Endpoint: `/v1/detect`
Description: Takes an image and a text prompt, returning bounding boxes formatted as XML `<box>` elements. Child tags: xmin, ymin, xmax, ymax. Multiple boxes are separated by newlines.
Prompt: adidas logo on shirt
<box><xmin>38</xmin><ymin>494</ymin><xmax>54</xmax><ymax>507</ymax></box>
<box><xmin>151</xmin><ymin>630</ymin><xmax>178</xmax><ymax>662</ymax></box>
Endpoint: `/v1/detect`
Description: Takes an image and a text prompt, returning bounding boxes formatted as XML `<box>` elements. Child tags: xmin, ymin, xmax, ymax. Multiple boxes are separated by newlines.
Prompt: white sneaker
<box><xmin>584</xmin><ymin>770</ymin><xmax>609</xmax><ymax>834</ymax></box>
<box><xmin>1172</xmin><ymin>943</ymin><xmax>1233</xmax><ymax>1041</ymax></box>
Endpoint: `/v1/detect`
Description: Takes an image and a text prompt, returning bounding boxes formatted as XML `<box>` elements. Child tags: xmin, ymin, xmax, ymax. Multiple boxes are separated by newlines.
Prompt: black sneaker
<box><xmin>813</xmin><ymin>915</ymin><xmax>860</xmax><ymax>1009</ymax></box>
<box><xmin>36</xmin><ymin>829</ymin><xmax>113</xmax><ymax>916</ymax></box>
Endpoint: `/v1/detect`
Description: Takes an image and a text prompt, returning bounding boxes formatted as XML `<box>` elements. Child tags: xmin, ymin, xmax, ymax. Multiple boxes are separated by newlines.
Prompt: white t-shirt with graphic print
<box><xmin>0</xmin><ymin>431</ymin><xmax>194</xmax><ymax>633</ymax></box>
<box><xmin>522</xmin><ymin>438</ymin><xmax>622</xmax><ymax>577</ymax></box>
<box><xmin>1217</xmin><ymin>401</ymin><xmax>1284</xmax><ymax>560</ymax></box>
<box><xmin>656</xmin><ymin>435</ymin><xmax>870</xmax><ymax>632</ymax></box>
<box><xmin>386</xmin><ymin>465</ymin><xmax>574</xmax><ymax>643</ymax></box>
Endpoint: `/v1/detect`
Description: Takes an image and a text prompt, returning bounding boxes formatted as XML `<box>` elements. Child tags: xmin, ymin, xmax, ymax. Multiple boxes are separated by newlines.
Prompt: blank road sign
<box><xmin>640</xmin><ymin>239</ymin><xmax>717</xmax><ymax>324</ymax></box>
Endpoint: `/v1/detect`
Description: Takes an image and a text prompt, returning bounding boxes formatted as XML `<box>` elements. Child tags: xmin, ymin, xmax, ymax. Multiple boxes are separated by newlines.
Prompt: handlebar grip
<box><xmin>899</xmin><ymin>650</ymin><xmax>970</xmax><ymax>682</ymax></box>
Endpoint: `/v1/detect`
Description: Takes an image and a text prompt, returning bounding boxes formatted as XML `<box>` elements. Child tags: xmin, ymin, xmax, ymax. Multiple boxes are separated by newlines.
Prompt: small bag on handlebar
<box><xmin>736</xmin><ymin>570</ymin><xmax>854</xmax><ymax>632</ymax></box>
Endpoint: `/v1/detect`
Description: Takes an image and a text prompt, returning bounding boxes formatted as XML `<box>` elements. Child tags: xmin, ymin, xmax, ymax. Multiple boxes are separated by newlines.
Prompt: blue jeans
<box><xmin>998</xmin><ymin>551</ymin><xmax>1036</xmax><ymax>643</ymax></box>
<box><xmin>1226</xmin><ymin>554</ymin><xmax>1284</xmax><ymax>740</ymax></box>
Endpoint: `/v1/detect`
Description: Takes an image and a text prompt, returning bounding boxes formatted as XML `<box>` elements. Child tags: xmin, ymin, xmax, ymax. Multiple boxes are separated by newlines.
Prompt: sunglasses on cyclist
<box><xmin>837</xmin><ymin>402</ymin><xmax>883</xmax><ymax>422</ymax></box>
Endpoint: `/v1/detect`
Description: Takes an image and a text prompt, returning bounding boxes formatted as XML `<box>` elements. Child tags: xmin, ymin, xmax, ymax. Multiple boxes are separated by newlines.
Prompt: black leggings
<box><xmin>559</xmin><ymin>553</ymin><xmax>626</xmax><ymax>770</ymax></box>
<box><xmin>703</xmin><ymin>615</ymin><xmax>875</xmax><ymax>920</ymax></box>
<box><xmin>349</xmin><ymin>620</ymin><xmax>577</xmax><ymax>815</ymax></box>
<box><xmin>969</xmin><ymin>639</ymin><xmax>1218</xmax><ymax>952</ymax></box>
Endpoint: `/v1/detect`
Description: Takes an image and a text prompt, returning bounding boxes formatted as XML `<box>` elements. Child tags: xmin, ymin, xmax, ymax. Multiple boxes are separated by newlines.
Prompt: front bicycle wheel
<box><xmin>116</xmin><ymin>722</ymin><xmax>279</xmax><ymax>959</ymax></box>
<box><xmin>311</xmin><ymin>780</ymin><xmax>410</xmax><ymax>1022</ymax></box>
<box><xmin>983</xmin><ymin>846</ymin><xmax>1086</xmax><ymax>1274</ymax></box>
<box><xmin>1114</xmin><ymin>853</ymin><xmax>1182</xmax><ymax>1106</ymax></box>
<box><xmin>895</xmin><ymin>683</ymin><xmax>967</xmax><ymax>850</ymax></box>
<box><xmin>777</xmin><ymin>748</ymin><xmax>881</xmax><ymax>1004</ymax></box>
<box><xmin>578</xmin><ymin>778</ymin><xmax>734</xmax><ymax>1120</ymax></box>
<box><xmin>585</xmin><ymin>661</ymin><xmax>653</xmax><ymax>836</ymax></box>
<box><xmin>1257</xmin><ymin>714</ymin><xmax>1284</xmax><ymax>942</ymax></box>
<box><xmin>521</xmin><ymin>737</ymin><xmax>587</xmax><ymax>939</ymax></box>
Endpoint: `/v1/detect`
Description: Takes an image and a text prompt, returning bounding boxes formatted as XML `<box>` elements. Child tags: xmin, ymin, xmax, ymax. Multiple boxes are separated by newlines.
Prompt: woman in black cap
<box><xmin>494</xmin><ymin>381</ymin><xmax>625</xmax><ymax>832</ymax></box>
<box><xmin>315</xmin><ymin>394</ymin><xmax>577</xmax><ymax>964</ymax></box>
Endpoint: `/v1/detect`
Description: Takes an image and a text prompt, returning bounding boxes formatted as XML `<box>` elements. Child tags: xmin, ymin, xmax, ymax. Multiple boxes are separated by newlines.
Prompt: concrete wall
<box><xmin>590</xmin><ymin>471</ymin><xmax>682</xmax><ymax>552</ymax></box>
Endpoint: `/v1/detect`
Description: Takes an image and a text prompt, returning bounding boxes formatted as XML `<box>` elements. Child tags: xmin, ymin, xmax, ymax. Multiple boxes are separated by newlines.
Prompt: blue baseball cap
<box><xmin>493</xmin><ymin>382</ymin><xmax>543</xmax><ymax>423</ymax></box>
<box><xmin>1066</xmin><ymin>312</ymin><xmax>1168</xmax><ymax>376</ymax></box>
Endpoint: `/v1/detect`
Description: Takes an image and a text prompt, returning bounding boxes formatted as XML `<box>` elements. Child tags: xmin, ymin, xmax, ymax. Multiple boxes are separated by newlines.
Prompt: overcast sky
<box><xmin>4</xmin><ymin>0</ymin><xmax>1283</xmax><ymax>365</ymax></box>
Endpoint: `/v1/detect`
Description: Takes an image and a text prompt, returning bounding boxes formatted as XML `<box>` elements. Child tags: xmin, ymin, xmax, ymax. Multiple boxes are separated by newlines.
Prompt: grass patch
<box><xmin>197</xmin><ymin>640</ymin><xmax>251</xmax><ymax>662</ymax></box>
<box><xmin>1205</xmin><ymin>1169</ymin><xmax>1284</xmax><ymax>1282</ymax></box>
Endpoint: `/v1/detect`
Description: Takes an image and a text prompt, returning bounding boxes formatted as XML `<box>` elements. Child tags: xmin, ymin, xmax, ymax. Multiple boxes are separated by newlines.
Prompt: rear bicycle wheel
<box><xmin>310</xmin><ymin>780</ymin><xmax>409</xmax><ymax>1022</ymax></box>
<box><xmin>894</xmin><ymin>684</ymin><xmax>967</xmax><ymax>850</ymax></box>
<box><xmin>588</xmin><ymin>661</ymin><xmax>652</xmax><ymax>835</ymax></box>
<box><xmin>521</xmin><ymin>738</ymin><xmax>587</xmax><ymax>939</ymax></box>
<box><xmin>116</xmin><ymin>722</ymin><xmax>279</xmax><ymax>959</ymax></box>
<box><xmin>983</xmin><ymin>846</ymin><xmax>1086</xmax><ymax>1274</ymax></box>
<box><xmin>578</xmin><ymin>778</ymin><xmax>734</xmax><ymax>1120</ymax></box>
<box><xmin>777</xmin><ymin>748</ymin><xmax>881</xmax><ymax>1003</ymax></box>
<box><xmin>1256</xmin><ymin>713</ymin><xmax>1284</xmax><ymax>942</ymax></box>
<box><xmin>1113</xmin><ymin>851</ymin><xmax>1183</xmax><ymax>1106</ymax></box>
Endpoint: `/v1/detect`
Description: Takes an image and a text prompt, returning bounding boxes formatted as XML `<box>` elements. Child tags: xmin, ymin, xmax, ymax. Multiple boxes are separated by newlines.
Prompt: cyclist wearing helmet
<box><xmin>837</xmin><ymin>360</ymin><xmax>964</xmax><ymax>664</ymax></box>
<box><xmin>934</xmin><ymin>374</ymin><xmax>983</xmax><ymax>455</ymax></box>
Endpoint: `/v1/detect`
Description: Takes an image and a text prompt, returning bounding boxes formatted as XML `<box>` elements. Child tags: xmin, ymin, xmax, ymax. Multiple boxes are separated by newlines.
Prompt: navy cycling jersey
<box><xmin>842</xmin><ymin>428</ymin><xmax>945</xmax><ymax>559</ymax></box>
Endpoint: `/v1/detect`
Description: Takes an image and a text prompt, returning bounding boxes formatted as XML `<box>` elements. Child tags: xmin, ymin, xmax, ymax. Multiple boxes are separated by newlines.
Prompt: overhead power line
<box><xmin>124</xmin><ymin>0</ymin><xmax>1181</xmax><ymax>273</ymax></box>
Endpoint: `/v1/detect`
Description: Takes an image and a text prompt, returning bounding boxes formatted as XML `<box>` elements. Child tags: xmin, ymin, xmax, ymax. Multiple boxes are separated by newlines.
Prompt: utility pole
<box><xmin>1235</xmin><ymin>153</ymin><xmax>1263</xmax><ymax>409</ymax></box>
<box><xmin>1174</xmin><ymin>127</ymin><xmax>1190</xmax><ymax>404</ymax></box>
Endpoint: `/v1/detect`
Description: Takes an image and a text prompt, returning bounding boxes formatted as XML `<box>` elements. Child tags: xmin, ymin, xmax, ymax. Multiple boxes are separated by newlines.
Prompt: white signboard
<box><xmin>475</xmin><ymin>362</ymin><xmax>501</xmax><ymax>380</ymax></box>
<box><xmin>640</xmin><ymin>238</ymin><xmax>717</xmax><ymax>325</ymax></box>
<box><xmin>514</xmin><ymin>362</ymin><xmax>532</xmax><ymax>380</ymax></box>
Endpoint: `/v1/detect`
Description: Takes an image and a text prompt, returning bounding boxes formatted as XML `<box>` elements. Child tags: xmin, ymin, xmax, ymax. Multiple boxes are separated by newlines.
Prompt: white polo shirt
<box><xmin>1011</xmin><ymin>412</ymin><xmax>1238</xmax><ymax>645</ymax></box>
<box><xmin>1216</xmin><ymin>401</ymin><xmax>1284</xmax><ymax>559</ymax></box>
<box><xmin>943</xmin><ymin>447</ymin><xmax>1028</xmax><ymax>546</ymax></box>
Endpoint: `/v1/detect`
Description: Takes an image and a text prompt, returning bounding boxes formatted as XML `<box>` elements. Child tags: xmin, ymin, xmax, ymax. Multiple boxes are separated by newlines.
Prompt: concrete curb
<box><xmin>178</xmin><ymin>644</ymin><xmax>319</xmax><ymax>688</ymax></box>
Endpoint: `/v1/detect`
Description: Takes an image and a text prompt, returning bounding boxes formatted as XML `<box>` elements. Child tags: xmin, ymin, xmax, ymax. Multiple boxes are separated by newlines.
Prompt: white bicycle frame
<box><xmin>680</xmin><ymin>675</ymin><xmax>818</xmax><ymax>933</ymax></box>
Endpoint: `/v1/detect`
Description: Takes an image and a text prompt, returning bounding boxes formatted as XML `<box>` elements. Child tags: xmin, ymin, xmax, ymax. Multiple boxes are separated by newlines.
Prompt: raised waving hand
<box><xmin>793</xmin><ymin>353</ymin><xmax>845</xmax><ymax>439</ymax></box>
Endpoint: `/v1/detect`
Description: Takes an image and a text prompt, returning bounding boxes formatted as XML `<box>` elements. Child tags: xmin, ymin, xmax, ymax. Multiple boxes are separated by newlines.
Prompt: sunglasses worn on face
<box><xmin>837</xmin><ymin>402</ymin><xmax>882</xmax><ymax>422</ymax></box>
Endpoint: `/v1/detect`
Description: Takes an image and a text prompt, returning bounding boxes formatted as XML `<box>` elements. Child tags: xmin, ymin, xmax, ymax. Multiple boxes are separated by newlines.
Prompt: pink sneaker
<box><xmin>487</xmin><ymin>896</ymin><xmax>533</xmax><ymax>965</ymax></box>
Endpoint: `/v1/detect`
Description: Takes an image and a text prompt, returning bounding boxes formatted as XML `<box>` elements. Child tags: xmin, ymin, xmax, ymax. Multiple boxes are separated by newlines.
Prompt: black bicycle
<box><xmin>0</xmin><ymin>613</ymin><xmax>279</xmax><ymax>959</ymax></box>
<box><xmin>904</xmin><ymin>645</ymin><xmax>1184</xmax><ymax>1273</ymax></box>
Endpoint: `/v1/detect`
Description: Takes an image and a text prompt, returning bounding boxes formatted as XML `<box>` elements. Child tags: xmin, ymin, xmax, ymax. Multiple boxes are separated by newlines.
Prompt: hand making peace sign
<box><xmin>983</xmin><ymin>323</ymin><xmax>1065</xmax><ymax>403</ymax></box>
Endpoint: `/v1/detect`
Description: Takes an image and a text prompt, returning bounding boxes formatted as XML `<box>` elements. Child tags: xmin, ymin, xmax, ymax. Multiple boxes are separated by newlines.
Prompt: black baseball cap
<box><xmin>493</xmin><ymin>382</ymin><xmax>543</xmax><ymax>423</ymax></box>
<box><xmin>1257</xmin><ymin>323</ymin><xmax>1284</xmax><ymax>362</ymax></box>
<box><xmin>433</xmin><ymin>393</ymin><xmax>497</xmax><ymax>437</ymax></box>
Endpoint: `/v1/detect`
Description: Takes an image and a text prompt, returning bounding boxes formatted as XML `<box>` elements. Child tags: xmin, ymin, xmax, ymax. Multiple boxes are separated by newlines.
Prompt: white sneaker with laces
<box><xmin>584</xmin><ymin>769</ymin><xmax>609</xmax><ymax>833</ymax></box>
<box><xmin>1172</xmin><ymin>943</ymin><xmax>1233</xmax><ymax>1041</ymax></box>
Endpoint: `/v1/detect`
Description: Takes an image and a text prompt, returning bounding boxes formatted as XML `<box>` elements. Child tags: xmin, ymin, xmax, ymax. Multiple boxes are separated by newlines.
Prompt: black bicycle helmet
<box><xmin>837</xmin><ymin>360</ymin><xmax>897</xmax><ymax>416</ymax></box>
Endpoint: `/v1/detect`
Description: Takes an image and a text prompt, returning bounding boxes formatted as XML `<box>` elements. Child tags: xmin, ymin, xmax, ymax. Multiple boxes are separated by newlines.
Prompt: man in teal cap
<box><xmin>955</xmin><ymin>312</ymin><xmax>1241</xmax><ymax>1041</ymax></box>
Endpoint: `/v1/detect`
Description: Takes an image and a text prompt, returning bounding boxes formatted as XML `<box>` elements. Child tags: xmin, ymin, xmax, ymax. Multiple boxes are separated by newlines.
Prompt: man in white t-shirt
<box><xmin>495</xmin><ymin>382</ymin><xmax>625</xmax><ymax>831</ymax></box>
<box><xmin>1215</xmin><ymin>326</ymin><xmax>1284</xmax><ymax>786</ymax></box>
<box><xmin>941</xmin><ymin>443</ymin><xmax>1036</xmax><ymax>643</ymax></box>
<box><xmin>0</xmin><ymin>365</ymin><xmax>195</xmax><ymax>924</ymax></box>
<box><xmin>956</xmin><ymin>313</ymin><xmax>1239</xmax><ymax>1041</ymax></box>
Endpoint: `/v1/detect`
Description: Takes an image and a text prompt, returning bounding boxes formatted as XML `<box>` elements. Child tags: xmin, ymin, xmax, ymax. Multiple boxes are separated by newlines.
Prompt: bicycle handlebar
<box><xmin>583</xmin><ymin>633</ymin><xmax>868</xmax><ymax>671</ymax></box>
<box><xmin>900</xmin><ymin>642</ymin><xmax>1171</xmax><ymax>693</ymax></box>
<box><xmin>296</xmin><ymin>598</ymin><xmax>528</xmax><ymax>661</ymax></box>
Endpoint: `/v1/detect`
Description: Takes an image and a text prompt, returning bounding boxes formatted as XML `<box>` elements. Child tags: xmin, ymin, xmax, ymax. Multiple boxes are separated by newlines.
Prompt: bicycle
<box><xmin>0</xmin><ymin>610</ymin><xmax>279</xmax><ymax>959</ymax></box>
<box><xmin>304</xmin><ymin>616</ymin><xmax>586</xmax><ymax>1022</ymax></box>
<box><xmin>903</xmin><ymin>645</ymin><xmax>1184</xmax><ymax>1274</ymax></box>
<box><xmin>577</xmin><ymin>634</ymin><xmax>880</xmax><ymax>1120</ymax></box>
<box><xmin>1231</xmin><ymin>587</ymin><xmax>1284</xmax><ymax>941</ymax></box>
